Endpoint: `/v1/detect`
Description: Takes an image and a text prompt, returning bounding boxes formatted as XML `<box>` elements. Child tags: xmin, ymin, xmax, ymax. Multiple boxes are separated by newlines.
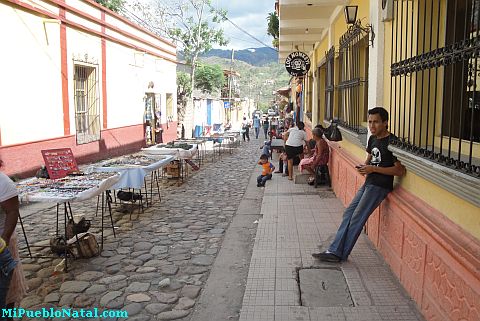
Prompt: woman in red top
<box><xmin>299</xmin><ymin>127</ymin><xmax>329</xmax><ymax>182</ymax></box>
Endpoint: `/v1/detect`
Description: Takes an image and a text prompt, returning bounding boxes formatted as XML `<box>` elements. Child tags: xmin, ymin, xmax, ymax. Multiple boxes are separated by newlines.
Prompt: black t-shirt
<box><xmin>365</xmin><ymin>133</ymin><xmax>398</xmax><ymax>190</ymax></box>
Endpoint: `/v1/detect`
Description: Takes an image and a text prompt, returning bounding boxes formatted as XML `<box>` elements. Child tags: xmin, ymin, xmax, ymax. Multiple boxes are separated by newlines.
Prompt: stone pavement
<box><xmin>16</xmin><ymin>137</ymin><xmax>260</xmax><ymax>321</ymax></box>
<box><xmin>14</xmin><ymin>134</ymin><xmax>425</xmax><ymax>321</ymax></box>
<box><xmin>238</xmin><ymin>166</ymin><xmax>426</xmax><ymax>321</ymax></box>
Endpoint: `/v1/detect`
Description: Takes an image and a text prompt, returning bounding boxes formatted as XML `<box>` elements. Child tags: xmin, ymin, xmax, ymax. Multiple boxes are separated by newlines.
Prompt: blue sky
<box><xmin>211</xmin><ymin>0</ymin><xmax>275</xmax><ymax>50</ymax></box>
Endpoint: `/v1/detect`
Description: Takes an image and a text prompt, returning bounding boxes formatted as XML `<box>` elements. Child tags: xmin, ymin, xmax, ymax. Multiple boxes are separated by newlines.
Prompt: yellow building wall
<box><xmin>381</xmin><ymin>1</ymin><xmax>479</xmax><ymax>239</ymax></box>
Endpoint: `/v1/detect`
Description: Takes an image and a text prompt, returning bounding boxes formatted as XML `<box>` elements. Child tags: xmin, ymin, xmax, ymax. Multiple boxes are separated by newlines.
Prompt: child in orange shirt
<box><xmin>257</xmin><ymin>154</ymin><xmax>275</xmax><ymax>187</ymax></box>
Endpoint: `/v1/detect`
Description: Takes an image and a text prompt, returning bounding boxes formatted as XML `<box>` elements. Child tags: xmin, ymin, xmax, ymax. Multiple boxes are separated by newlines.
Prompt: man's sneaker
<box><xmin>312</xmin><ymin>251</ymin><xmax>341</xmax><ymax>263</ymax></box>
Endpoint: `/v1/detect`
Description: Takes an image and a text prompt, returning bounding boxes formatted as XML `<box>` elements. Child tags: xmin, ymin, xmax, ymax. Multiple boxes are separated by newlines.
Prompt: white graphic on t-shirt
<box><xmin>371</xmin><ymin>147</ymin><xmax>381</xmax><ymax>166</ymax></box>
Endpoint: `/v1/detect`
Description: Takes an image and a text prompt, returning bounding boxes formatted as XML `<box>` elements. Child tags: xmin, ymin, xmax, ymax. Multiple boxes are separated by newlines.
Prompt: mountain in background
<box><xmin>201</xmin><ymin>47</ymin><xmax>278</xmax><ymax>66</ymax></box>
<box><xmin>198</xmin><ymin>51</ymin><xmax>291</xmax><ymax>109</ymax></box>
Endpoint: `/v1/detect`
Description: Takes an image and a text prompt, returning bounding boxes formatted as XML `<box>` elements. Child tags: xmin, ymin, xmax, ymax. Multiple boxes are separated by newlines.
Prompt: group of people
<box><xmin>242</xmin><ymin>115</ymin><xmax>278</xmax><ymax>142</ymax></box>
<box><xmin>257</xmin><ymin>107</ymin><xmax>405</xmax><ymax>264</ymax></box>
<box><xmin>257</xmin><ymin>119</ymin><xmax>330</xmax><ymax>186</ymax></box>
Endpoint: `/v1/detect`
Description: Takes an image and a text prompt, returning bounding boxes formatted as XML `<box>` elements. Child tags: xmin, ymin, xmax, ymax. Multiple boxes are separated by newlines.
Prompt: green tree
<box><xmin>194</xmin><ymin>64</ymin><xmax>224</xmax><ymax>94</ymax></box>
<box><xmin>177</xmin><ymin>72</ymin><xmax>191</xmax><ymax>120</ymax></box>
<box><xmin>267</xmin><ymin>12</ymin><xmax>279</xmax><ymax>49</ymax></box>
<box><xmin>129</xmin><ymin>0</ymin><xmax>228</xmax><ymax>137</ymax></box>
<box><xmin>95</xmin><ymin>0</ymin><xmax>124</xmax><ymax>12</ymax></box>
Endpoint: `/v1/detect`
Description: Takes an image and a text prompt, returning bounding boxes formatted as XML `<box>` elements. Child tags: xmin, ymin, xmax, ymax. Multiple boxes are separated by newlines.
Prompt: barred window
<box><xmin>325</xmin><ymin>46</ymin><xmax>335</xmax><ymax>121</ymax></box>
<box><xmin>74</xmin><ymin>64</ymin><xmax>100</xmax><ymax>144</ymax></box>
<box><xmin>338</xmin><ymin>28</ymin><xmax>369</xmax><ymax>134</ymax></box>
<box><xmin>389</xmin><ymin>0</ymin><xmax>480</xmax><ymax>177</ymax></box>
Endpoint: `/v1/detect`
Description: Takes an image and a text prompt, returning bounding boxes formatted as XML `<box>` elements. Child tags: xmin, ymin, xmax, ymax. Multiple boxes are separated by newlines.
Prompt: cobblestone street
<box><xmin>14</xmin><ymin>136</ymin><xmax>427</xmax><ymax>321</ymax></box>
<box><xmin>17</xmin><ymin>139</ymin><xmax>261</xmax><ymax>321</ymax></box>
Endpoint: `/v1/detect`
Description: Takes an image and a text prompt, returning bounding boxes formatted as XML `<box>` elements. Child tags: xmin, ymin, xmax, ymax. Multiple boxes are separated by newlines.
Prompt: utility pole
<box><xmin>228</xmin><ymin>49</ymin><xmax>234</xmax><ymax>123</ymax></box>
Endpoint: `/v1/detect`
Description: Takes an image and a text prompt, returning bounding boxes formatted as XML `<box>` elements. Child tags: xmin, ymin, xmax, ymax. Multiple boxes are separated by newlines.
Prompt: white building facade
<box><xmin>0</xmin><ymin>0</ymin><xmax>177</xmax><ymax>176</ymax></box>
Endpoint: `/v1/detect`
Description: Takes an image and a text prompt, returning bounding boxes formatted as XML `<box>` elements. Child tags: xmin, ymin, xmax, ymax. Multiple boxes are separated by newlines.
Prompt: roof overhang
<box><xmin>277</xmin><ymin>0</ymin><xmax>346</xmax><ymax>63</ymax></box>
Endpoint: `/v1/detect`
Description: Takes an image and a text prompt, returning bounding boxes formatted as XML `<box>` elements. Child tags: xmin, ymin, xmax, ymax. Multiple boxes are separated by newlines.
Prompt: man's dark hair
<box><xmin>260</xmin><ymin>154</ymin><xmax>269</xmax><ymax>160</ymax></box>
<box><xmin>297</xmin><ymin>121</ymin><xmax>305</xmax><ymax>130</ymax></box>
<box><xmin>312</xmin><ymin>127</ymin><xmax>324</xmax><ymax>138</ymax></box>
<box><xmin>368</xmin><ymin>107</ymin><xmax>389</xmax><ymax>122</ymax></box>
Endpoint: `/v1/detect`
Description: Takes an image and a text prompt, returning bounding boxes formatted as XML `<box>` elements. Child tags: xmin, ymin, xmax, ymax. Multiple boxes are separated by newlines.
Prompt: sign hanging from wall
<box><xmin>285</xmin><ymin>51</ymin><xmax>311</xmax><ymax>77</ymax></box>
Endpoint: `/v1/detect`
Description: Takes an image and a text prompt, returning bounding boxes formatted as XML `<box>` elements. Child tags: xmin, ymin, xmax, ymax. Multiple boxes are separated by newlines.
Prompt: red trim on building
<box><xmin>60</xmin><ymin>4</ymin><xmax>70</xmax><ymax>135</ymax></box>
<box><xmin>327</xmin><ymin>142</ymin><xmax>480</xmax><ymax>321</ymax></box>
<box><xmin>4</xmin><ymin>0</ymin><xmax>177</xmax><ymax>64</ymax></box>
<box><xmin>43</xmin><ymin>0</ymin><xmax>176</xmax><ymax>57</ymax></box>
<box><xmin>82</xmin><ymin>0</ymin><xmax>176</xmax><ymax>48</ymax></box>
<box><xmin>0</xmin><ymin>123</ymin><xmax>177</xmax><ymax>178</ymax></box>
<box><xmin>101</xmin><ymin>10</ymin><xmax>108</xmax><ymax>129</ymax></box>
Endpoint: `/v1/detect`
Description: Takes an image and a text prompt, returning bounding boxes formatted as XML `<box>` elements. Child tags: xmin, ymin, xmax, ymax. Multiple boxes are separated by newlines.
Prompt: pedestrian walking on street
<box><xmin>242</xmin><ymin>117</ymin><xmax>250</xmax><ymax>142</ymax></box>
<box><xmin>262</xmin><ymin>119</ymin><xmax>269</xmax><ymax>138</ymax></box>
<box><xmin>253</xmin><ymin>116</ymin><xmax>261</xmax><ymax>139</ymax></box>
<box><xmin>257</xmin><ymin>154</ymin><xmax>275</xmax><ymax>187</ymax></box>
<box><xmin>312</xmin><ymin>107</ymin><xmax>405</xmax><ymax>263</ymax></box>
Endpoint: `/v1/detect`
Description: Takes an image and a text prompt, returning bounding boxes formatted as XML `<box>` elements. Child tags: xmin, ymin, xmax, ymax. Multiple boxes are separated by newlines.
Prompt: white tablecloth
<box><xmin>92</xmin><ymin>155</ymin><xmax>174</xmax><ymax>189</ymax></box>
<box><xmin>141</xmin><ymin>144</ymin><xmax>198</xmax><ymax>159</ymax></box>
<box><xmin>17</xmin><ymin>174</ymin><xmax>121</xmax><ymax>203</ymax></box>
<box><xmin>270</xmin><ymin>139</ymin><xmax>285</xmax><ymax>147</ymax></box>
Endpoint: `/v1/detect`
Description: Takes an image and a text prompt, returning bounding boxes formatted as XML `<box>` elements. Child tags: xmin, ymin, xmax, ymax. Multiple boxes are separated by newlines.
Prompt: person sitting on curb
<box><xmin>312</xmin><ymin>107</ymin><xmax>405</xmax><ymax>263</ymax></box>
<box><xmin>257</xmin><ymin>154</ymin><xmax>275</xmax><ymax>187</ymax></box>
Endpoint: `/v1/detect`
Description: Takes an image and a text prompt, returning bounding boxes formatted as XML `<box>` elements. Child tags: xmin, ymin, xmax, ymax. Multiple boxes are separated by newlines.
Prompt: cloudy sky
<box><xmin>211</xmin><ymin>0</ymin><xmax>275</xmax><ymax>50</ymax></box>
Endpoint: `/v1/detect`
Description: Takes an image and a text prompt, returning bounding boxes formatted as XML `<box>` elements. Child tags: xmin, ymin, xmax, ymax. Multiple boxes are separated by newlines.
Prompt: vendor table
<box><xmin>170</xmin><ymin>139</ymin><xmax>207</xmax><ymax>166</ymax></box>
<box><xmin>90</xmin><ymin>154</ymin><xmax>174</xmax><ymax>210</ymax></box>
<box><xmin>16</xmin><ymin>172</ymin><xmax>120</xmax><ymax>271</ymax></box>
<box><xmin>141</xmin><ymin>144</ymin><xmax>198</xmax><ymax>184</ymax></box>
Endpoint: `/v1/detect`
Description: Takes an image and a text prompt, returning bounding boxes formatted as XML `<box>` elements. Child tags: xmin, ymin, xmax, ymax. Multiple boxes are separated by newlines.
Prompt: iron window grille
<box><xmin>325</xmin><ymin>46</ymin><xmax>335</xmax><ymax>121</ymax></box>
<box><xmin>338</xmin><ymin>26</ymin><xmax>369</xmax><ymax>134</ymax></box>
<box><xmin>389</xmin><ymin>0</ymin><xmax>480</xmax><ymax>177</ymax></box>
<box><xmin>74</xmin><ymin>63</ymin><xmax>100</xmax><ymax>145</ymax></box>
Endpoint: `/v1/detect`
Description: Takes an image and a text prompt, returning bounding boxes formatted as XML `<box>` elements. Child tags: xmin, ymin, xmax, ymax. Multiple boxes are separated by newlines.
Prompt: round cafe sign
<box><xmin>285</xmin><ymin>51</ymin><xmax>311</xmax><ymax>76</ymax></box>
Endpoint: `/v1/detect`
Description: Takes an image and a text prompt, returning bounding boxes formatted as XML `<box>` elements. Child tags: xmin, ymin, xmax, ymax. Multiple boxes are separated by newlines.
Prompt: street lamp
<box><xmin>344</xmin><ymin>6</ymin><xmax>358</xmax><ymax>24</ymax></box>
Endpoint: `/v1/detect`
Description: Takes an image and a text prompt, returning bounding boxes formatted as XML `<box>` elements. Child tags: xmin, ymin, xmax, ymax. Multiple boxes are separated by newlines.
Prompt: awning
<box><xmin>276</xmin><ymin>86</ymin><xmax>291</xmax><ymax>97</ymax></box>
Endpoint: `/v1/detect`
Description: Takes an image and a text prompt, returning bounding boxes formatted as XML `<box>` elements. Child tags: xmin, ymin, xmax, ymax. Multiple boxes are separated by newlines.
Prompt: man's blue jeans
<box><xmin>254</xmin><ymin>127</ymin><xmax>260</xmax><ymax>139</ymax></box>
<box><xmin>0</xmin><ymin>248</ymin><xmax>17</xmax><ymax>310</ymax></box>
<box><xmin>328</xmin><ymin>184</ymin><xmax>390</xmax><ymax>260</ymax></box>
<box><xmin>257</xmin><ymin>174</ymin><xmax>272</xmax><ymax>186</ymax></box>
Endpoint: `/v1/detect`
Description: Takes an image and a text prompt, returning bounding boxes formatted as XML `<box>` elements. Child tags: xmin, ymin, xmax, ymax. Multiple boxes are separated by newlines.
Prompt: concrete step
<box><xmin>292</xmin><ymin>165</ymin><xmax>310</xmax><ymax>184</ymax></box>
<box><xmin>294</xmin><ymin>173</ymin><xmax>310</xmax><ymax>184</ymax></box>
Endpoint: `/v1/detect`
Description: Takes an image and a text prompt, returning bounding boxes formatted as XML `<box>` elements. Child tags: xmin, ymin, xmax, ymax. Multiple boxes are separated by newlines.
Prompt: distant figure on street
<box><xmin>257</xmin><ymin>154</ymin><xmax>275</xmax><ymax>187</ymax></box>
<box><xmin>262</xmin><ymin>119</ymin><xmax>269</xmax><ymax>138</ymax></box>
<box><xmin>253</xmin><ymin>116</ymin><xmax>261</xmax><ymax>139</ymax></box>
<box><xmin>242</xmin><ymin>117</ymin><xmax>250</xmax><ymax>142</ymax></box>
<box><xmin>312</xmin><ymin>107</ymin><xmax>405</xmax><ymax>262</ymax></box>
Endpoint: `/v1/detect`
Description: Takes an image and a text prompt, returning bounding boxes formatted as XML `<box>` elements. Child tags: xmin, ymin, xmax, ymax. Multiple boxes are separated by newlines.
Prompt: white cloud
<box><xmin>211</xmin><ymin>0</ymin><xmax>275</xmax><ymax>50</ymax></box>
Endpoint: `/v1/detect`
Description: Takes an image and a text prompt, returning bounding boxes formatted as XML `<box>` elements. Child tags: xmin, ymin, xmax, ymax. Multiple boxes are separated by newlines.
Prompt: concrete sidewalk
<box><xmin>239</xmin><ymin>170</ymin><xmax>425</xmax><ymax>321</ymax></box>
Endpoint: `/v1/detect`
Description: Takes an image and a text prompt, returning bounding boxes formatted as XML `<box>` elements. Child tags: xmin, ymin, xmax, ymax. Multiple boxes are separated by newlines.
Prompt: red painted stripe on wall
<box><xmin>101</xmin><ymin>10</ymin><xmax>107</xmax><ymax>129</ymax></box>
<box><xmin>60</xmin><ymin>5</ymin><xmax>70</xmax><ymax>135</ymax></box>
<box><xmin>43</xmin><ymin>0</ymin><xmax>176</xmax><ymax>57</ymax></box>
<box><xmin>5</xmin><ymin>0</ymin><xmax>177</xmax><ymax>64</ymax></box>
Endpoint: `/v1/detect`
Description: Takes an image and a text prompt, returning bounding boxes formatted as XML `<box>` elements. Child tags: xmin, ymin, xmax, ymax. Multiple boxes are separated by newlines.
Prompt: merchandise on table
<box><xmin>156</xmin><ymin>143</ymin><xmax>193</xmax><ymax>150</ymax></box>
<box><xmin>16</xmin><ymin>172</ymin><xmax>118</xmax><ymax>201</ymax></box>
<box><xmin>99</xmin><ymin>155</ymin><xmax>168</xmax><ymax>168</ymax></box>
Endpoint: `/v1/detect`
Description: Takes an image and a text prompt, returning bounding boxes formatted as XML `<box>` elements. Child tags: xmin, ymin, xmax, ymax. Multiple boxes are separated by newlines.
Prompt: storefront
<box><xmin>276</xmin><ymin>1</ymin><xmax>480</xmax><ymax>320</ymax></box>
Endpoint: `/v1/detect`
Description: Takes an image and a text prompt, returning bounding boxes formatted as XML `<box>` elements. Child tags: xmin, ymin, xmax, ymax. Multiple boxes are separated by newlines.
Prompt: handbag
<box><xmin>325</xmin><ymin>123</ymin><xmax>343</xmax><ymax>142</ymax></box>
<box><xmin>50</xmin><ymin>236</ymin><xmax>73</xmax><ymax>256</ymax></box>
<box><xmin>70</xmin><ymin>233</ymin><xmax>100</xmax><ymax>259</ymax></box>
<box><xmin>66</xmin><ymin>217</ymin><xmax>91</xmax><ymax>239</ymax></box>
